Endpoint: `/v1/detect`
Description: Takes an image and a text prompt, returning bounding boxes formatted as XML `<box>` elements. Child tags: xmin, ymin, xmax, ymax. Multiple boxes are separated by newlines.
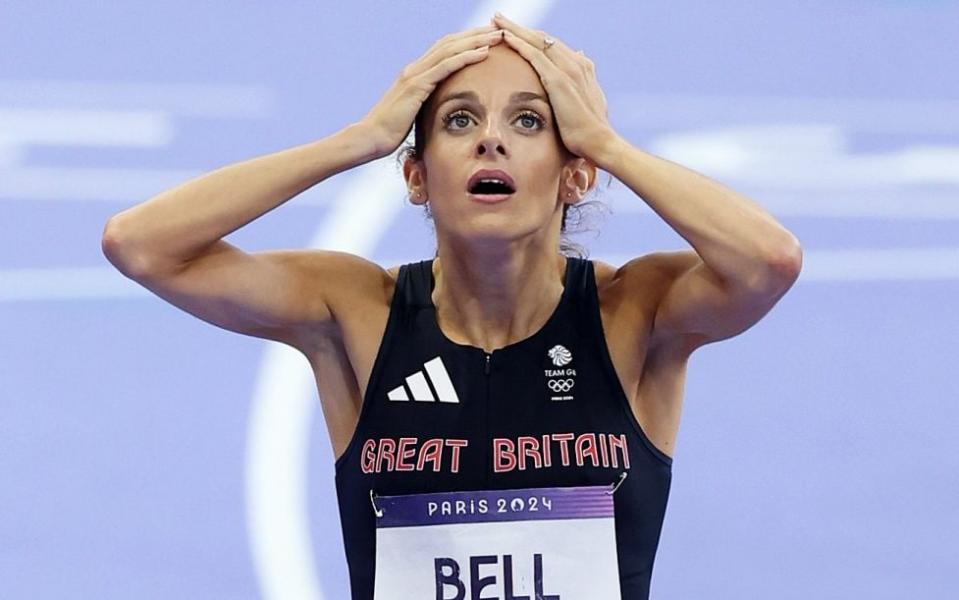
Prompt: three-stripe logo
<box><xmin>388</xmin><ymin>356</ymin><xmax>461</xmax><ymax>403</ymax></box>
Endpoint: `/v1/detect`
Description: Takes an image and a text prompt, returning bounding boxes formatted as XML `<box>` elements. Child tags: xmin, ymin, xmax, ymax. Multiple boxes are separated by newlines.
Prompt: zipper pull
<box><xmin>484</xmin><ymin>353</ymin><xmax>491</xmax><ymax>375</ymax></box>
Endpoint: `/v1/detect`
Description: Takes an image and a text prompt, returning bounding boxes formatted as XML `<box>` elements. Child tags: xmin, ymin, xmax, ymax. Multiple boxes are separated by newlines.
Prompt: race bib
<box><xmin>373</xmin><ymin>485</ymin><xmax>622</xmax><ymax>599</ymax></box>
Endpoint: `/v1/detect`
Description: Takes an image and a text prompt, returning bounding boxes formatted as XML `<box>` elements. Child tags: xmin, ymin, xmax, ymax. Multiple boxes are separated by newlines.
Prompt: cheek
<box><xmin>524</xmin><ymin>163</ymin><xmax>564</xmax><ymax>197</ymax></box>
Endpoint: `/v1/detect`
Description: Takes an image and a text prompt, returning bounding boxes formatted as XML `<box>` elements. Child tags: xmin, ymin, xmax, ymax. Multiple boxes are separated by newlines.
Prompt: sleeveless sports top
<box><xmin>333</xmin><ymin>256</ymin><xmax>673</xmax><ymax>599</ymax></box>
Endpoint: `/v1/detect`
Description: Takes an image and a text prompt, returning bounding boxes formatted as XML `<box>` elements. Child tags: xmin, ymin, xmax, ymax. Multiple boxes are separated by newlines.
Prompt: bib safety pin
<box><xmin>606</xmin><ymin>471</ymin><xmax>628</xmax><ymax>495</ymax></box>
<box><xmin>369</xmin><ymin>489</ymin><xmax>384</xmax><ymax>518</ymax></box>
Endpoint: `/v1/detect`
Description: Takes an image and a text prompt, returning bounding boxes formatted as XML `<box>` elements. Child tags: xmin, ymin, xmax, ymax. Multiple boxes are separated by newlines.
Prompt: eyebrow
<box><xmin>435</xmin><ymin>90</ymin><xmax>549</xmax><ymax>110</ymax></box>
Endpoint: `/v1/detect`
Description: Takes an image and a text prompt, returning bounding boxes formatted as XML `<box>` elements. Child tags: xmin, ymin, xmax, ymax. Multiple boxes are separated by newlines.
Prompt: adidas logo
<box><xmin>388</xmin><ymin>356</ymin><xmax>461</xmax><ymax>403</ymax></box>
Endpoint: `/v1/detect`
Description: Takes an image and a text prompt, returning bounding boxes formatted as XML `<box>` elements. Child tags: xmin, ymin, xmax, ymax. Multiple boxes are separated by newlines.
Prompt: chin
<box><xmin>452</xmin><ymin>214</ymin><xmax>541</xmax><ymax>246</ymax></box>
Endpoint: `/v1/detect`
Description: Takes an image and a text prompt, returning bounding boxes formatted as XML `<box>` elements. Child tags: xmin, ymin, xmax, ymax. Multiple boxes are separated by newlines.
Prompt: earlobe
<box><xmin>562</xmin><ymin>187</ymin><xmax>581</xmax><ymax>205</ymax></box>
<box><xmin>409</xmin><ymin>189</ymin><xmax>428</xmax><ymax>205</ymax></box>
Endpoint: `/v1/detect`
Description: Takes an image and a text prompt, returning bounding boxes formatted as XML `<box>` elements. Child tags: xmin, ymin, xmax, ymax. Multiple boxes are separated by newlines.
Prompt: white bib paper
<box><xmin>373</xmin><ymin>485</ymin><xmax>622</xmax><ymax>599</ymax></box>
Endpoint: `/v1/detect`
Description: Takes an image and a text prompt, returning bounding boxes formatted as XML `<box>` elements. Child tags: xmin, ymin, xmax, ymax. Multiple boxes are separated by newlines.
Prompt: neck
<box><xmin>432</xmin><ymin>239</ymin><xmax>568</xmax><ymax>353</ymax></box>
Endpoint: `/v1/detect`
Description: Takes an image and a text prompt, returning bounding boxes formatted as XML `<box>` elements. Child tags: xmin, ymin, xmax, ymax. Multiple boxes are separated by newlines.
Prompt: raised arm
<box><xmin>488</xmin><ymin>14</ymin><xmax>802</xmax><ymax>354</ymax></box>
<box><xmin>102</xmin><ymin>123</ymin><xmax>380</xmax><ymax>277</ymax></box>
<box><xmin>101</xmin><ymin>25</ymin><xmax>506</xmax><ymax>350</ymax></box>
<box><xmin>596</xmin><ymin>136</ymin><xmax>803</xmax><ymax>353</ymax></box>
<box><xmin>100</xmin><ymin>122</ymin><xmax>387</xmax><ymax>348</ymax></box>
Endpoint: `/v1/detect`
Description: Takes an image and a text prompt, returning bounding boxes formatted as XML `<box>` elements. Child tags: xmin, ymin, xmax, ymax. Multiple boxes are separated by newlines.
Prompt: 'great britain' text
<box><xmin>359</xmin><ymin>432</ymin><xmax>630</xmax><ymax>474</ymax></box>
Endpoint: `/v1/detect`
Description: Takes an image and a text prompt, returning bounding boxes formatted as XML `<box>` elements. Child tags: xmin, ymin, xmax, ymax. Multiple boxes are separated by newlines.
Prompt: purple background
<box><xmin>1</xmin><ymin>1</ymin><xmax>957</xmax><ymax>598</ymax></box>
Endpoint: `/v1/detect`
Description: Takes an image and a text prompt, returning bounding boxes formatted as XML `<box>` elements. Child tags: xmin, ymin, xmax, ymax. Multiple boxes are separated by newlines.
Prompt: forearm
<box><xmin>595</xmin><ymin>132</ymin><xmax>801</xmax><ymax>288</ymax></box>
<box><xmin>103</xmin><ymin>121</ymin><xmax>381</xmax><ymax>272</ymax></box>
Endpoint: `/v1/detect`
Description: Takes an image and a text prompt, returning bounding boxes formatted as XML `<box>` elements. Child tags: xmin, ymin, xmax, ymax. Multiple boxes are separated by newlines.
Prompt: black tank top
<box><xmin>333</xmin><ymin>256</ymin><xmax>673</xmax><ymax>599</ymax></box>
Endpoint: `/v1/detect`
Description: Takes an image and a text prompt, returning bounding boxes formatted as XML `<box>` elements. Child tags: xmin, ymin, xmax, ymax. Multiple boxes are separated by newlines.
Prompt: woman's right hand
<box><xmin>360</xmin><ymin>25</ymin><xmax>505</xmax><ymax>158</ymax></box>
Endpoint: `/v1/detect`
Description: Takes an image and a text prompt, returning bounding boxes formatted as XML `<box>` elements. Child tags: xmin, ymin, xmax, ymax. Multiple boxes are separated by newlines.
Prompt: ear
<box><xmin>403</xmin><ymin>154</ymin><xmax>428</xmax><ymax>205</ymax></box>
<box><xmin>560</xmin><ymin>157</ymin><xmax>597</xmax><ymax>204</ymax></box>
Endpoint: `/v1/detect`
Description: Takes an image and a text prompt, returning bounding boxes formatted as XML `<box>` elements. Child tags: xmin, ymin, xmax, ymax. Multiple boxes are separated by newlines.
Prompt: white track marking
<box><xmin>0</xmin><ymin>79</ymin><xmax>274</xmax><ymax>118</ymax></box>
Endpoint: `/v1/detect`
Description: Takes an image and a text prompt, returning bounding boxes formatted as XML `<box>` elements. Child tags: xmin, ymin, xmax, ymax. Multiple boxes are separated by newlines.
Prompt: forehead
<box><xmin>431</xmin><ymin>44</ymin><xmax>547</xmax><ymax>108</ymax></box>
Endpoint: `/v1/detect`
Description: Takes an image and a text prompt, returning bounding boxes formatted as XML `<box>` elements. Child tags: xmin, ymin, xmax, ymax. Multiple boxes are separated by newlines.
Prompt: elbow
<box><xmin>726</xmin><ymin>233</ymin><xmax>803</xmax><ymax>296</ymax></box>
<box><xmin>101</xmin><ymin>218</ymin><xmax>153</xmax><ymax>278</ymax></box>
<box><xmin>763</xmin><ymin>235</ymin><xmax>803</xmax><ymax>292</ymax></box>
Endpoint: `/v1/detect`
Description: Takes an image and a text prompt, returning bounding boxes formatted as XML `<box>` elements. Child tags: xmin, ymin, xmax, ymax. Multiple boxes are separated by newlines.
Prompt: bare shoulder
<box><xmin>591</xmin><ymin>251</ymin><xmax>696</xmax><ymax>321</ymax></box>
<box><xmin>593</xmin><ymin>251</ymin><xmax>700</xmax><ymax>292</ymax></box>
<box><xmin>591</xmin><ymin>250</ymin><xmax>705</xmax><ymax>370</ymax></box>
<box><xmin>310</xmin><ymin>251</ymin><xmax>395</xmax><ymax>310</ymax></box>
<box><xmin>288</xmin><ymin>251</ymin><xmax>397</xmax><ymax>351</ymax></box>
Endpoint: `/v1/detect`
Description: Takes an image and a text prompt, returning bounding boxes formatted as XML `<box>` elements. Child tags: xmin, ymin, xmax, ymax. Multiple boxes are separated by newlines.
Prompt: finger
<box><xmin>419</xmin><ymin>25</ymin><xmax>500</xmax><ymax>62</ymax></box>
<box><xmin>442</xmin><ymin>28</ymin><xmax>504</xmax><ymax>52</ymax></box>
<box><xmin>500</xmin><ymin>30</ymin><xmax>567</xmax><ymax>88</ymax></box>
<box><xmin>441</xmin><ymin>24</ymin><xmax>500</xmax><ymax>45</ymax></box>
<box><xmin>414</xmin><ymin>29</ymin><xmax>503</xmax><ymax>77</ymax></box>
<box><xmin>493</xmin><ymin>13</ymin><xmax>570</xmax><ymax>52</ymax></box>
<box><xmin>419</xmin><ymin>44</ymin><xmax>492</xmax><ymax>89</ymax></box>
<box><xmin>493</xmin><ymin>14</ymin><xmax>582</xmax><ymax>76</ymax></box>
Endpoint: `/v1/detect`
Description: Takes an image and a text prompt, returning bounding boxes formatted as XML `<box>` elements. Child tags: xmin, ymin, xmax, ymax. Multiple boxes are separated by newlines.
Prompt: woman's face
<box><xmin>405</xmin><ymin>43</ymin><xmax>586</xmax><ymax>250</ymax></box>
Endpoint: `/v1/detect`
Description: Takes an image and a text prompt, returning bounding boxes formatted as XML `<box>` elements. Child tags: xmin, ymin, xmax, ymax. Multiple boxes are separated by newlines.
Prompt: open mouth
<box><xmin>468</xmin><ymin>179</ymin><xmax>516</xmax><ymax>196</ymax></box>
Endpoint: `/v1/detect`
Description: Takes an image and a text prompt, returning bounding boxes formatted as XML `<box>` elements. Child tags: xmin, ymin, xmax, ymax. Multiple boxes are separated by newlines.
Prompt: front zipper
<box><xmin>484</xmin><ymin>351</ymin><xmax>492</xmax><ymax>486</ymax></box>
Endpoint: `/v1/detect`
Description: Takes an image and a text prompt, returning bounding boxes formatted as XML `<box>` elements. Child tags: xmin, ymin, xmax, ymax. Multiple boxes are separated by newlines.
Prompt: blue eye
<box><xmin>442</xmin><ymin>109</ymin><xmax>545</xmax><ymax>131</ymax></box>
<box><xmin>443</xmin><ymin>110</ymin><xmax>473</xmax><ymax>130</ymax></box>
<box><xmin>515</xmin><ymin>111</ymin><xmax>545</xmax><ymax>130</ymax></box>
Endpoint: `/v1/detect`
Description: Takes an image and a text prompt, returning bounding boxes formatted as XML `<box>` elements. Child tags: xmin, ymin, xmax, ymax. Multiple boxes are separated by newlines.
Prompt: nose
<box><xmin>475</xmin><ymin>135</ymin><xmax>508</xmax><ymax>158</ymax></box>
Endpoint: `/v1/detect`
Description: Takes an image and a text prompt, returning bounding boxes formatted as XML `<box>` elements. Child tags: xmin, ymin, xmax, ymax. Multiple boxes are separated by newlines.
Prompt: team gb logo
<box><xmin>548</xmin><ymin>345</ymin><xmax>572</xmax><ymax>367</ymax></box>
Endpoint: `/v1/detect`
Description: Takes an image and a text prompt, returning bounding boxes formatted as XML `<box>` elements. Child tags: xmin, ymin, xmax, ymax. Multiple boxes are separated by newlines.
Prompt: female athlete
<box><xmin>102</xmin><ymin>13</ymin><xmax>802</xmax><ymax>600</ymax></box>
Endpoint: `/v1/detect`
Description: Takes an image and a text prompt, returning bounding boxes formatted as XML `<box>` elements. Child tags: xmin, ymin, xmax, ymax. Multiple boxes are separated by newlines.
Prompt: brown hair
<box><xmin>394</xmin><ymin>91</ymin><xmax>612</xmax><ymax>258</ymax></box>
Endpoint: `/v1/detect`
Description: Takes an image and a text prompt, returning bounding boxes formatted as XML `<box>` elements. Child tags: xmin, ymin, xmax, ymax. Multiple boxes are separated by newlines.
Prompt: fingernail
<box><xmin>495</xmin><ymin>11</ymin><xmax>504</xmax><ymax>19</ymax></box>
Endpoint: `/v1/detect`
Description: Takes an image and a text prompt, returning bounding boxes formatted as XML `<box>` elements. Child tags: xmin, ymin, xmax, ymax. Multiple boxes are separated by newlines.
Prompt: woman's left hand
<box><xmin>493</xmin><ymin>13</ymin><xmax>614</xmax><ymax>162</ymax></box>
